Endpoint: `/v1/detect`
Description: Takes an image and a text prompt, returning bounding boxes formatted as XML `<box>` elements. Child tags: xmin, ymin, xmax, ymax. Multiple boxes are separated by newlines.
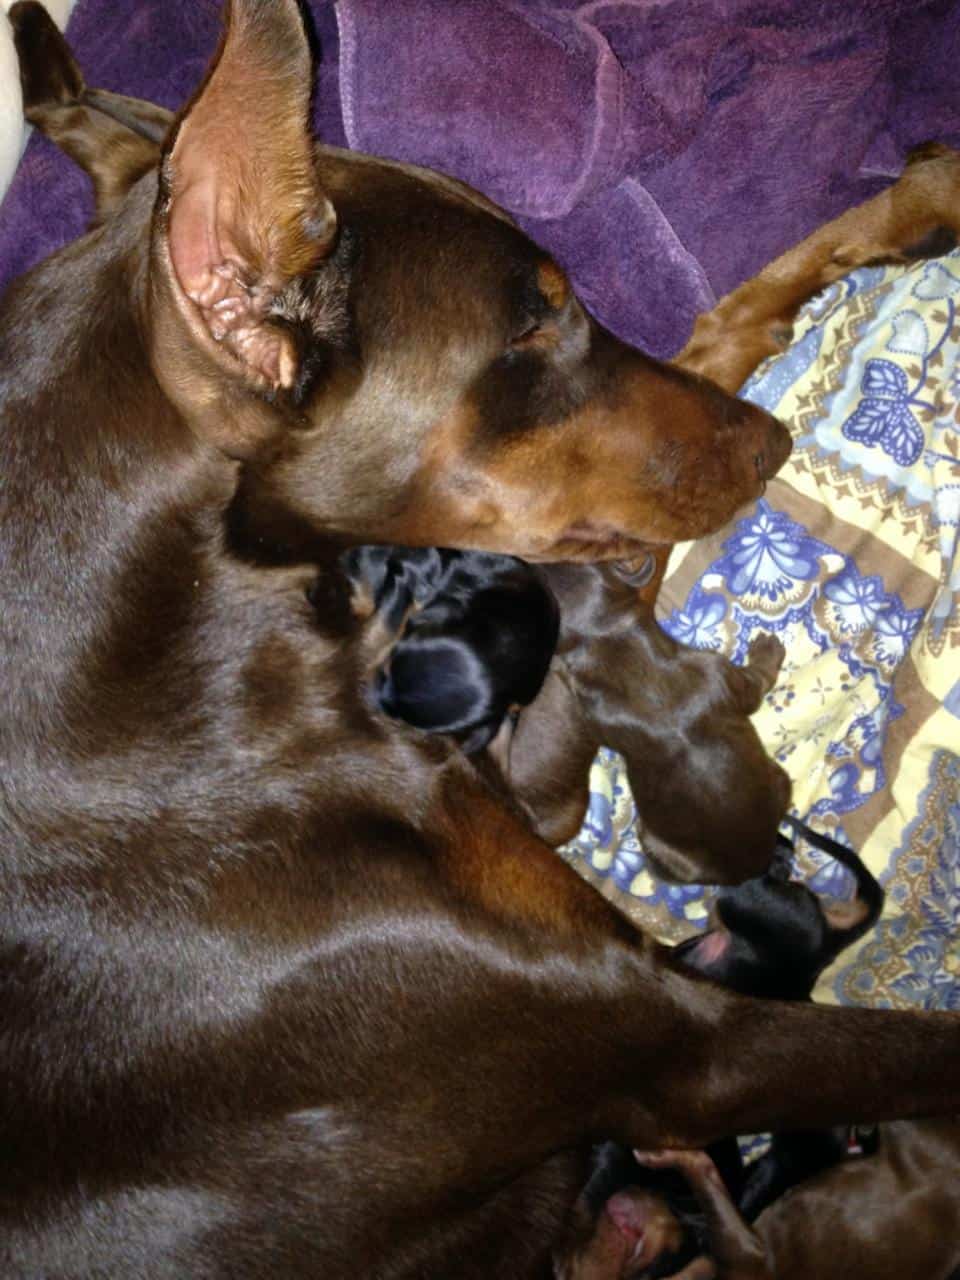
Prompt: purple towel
<box><xmin>2</xmin><ymin>0</ymin><xmax>959</xmax><ymax>357</ymax></box>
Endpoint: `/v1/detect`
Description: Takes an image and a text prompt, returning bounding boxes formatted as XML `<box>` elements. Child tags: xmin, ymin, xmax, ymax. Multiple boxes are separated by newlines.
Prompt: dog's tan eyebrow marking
<box><xmin>536</xmin><ymin>259</ymin><xmax>570</xmax><ymax>311</ymax></box>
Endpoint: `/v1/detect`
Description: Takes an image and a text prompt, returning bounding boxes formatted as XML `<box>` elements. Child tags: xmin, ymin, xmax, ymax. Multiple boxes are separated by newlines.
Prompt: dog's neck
<box><xmin>0</xmin><ymin>185</ymin><xmax>461</xmax><ymax>877</ymax></box>
<box><xmin>0</xmin><ymin>184</ymin><xmax>258</xmax><ymax>755</ymax></box>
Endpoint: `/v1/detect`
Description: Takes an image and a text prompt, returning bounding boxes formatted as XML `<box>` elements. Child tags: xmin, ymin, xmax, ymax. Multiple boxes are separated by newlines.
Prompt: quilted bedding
<box><xmin>565</xmin><ymin>252</ymin><xmax>960</xmax><ymax>1009</ymax></box>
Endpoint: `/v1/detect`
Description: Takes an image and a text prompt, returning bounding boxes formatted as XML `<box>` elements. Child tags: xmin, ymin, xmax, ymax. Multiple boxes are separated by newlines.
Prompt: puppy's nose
<box><xmin>733</xmin><ymin>400</ymin><xmax>793</xmax><ymax>483</ymax></box>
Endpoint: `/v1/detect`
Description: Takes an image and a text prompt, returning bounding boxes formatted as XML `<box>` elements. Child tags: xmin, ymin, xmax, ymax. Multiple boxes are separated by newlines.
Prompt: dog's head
<box><xmin>145</xmin><ymin>0</ymin><xmax>790</xmax><ymax>562</ymax></box>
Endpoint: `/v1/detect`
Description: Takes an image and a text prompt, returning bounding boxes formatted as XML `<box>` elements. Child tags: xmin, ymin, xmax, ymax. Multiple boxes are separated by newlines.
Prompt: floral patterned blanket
<box><xmin>562</xmin><ymin>251</ymin><xmax>960</xmax><ymax>1011</ymax></box>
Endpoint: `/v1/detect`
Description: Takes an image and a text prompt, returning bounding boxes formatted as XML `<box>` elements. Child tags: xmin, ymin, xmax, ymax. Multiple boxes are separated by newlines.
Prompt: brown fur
<box><xmin>509</xmin><ymin>568</ymin><xmax>790</xmax><ymax>882</ymax></box>
<box><xmin>576</xmin><ymin>1130</ymin><xmax>960</xmax><ymax>1280</ymax></box>
<box><xmin>3</xmin><ymin>5</ymin><xmax>960</xmax><ymax>1277</ymax></box>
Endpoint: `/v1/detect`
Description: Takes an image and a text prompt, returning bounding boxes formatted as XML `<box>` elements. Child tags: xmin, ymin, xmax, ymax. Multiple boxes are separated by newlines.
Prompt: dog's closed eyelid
<box><xmin>509</xmin><ymin>320</ymin><xmax>545</xmax><ymax>348</ymax></box>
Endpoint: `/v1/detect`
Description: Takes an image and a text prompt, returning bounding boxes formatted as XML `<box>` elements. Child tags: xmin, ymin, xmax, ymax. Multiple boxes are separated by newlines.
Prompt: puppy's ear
<box><xmin>156</xmin><ymin>0</ymin><xmax>335</xmax><ymax>431</ymax></box>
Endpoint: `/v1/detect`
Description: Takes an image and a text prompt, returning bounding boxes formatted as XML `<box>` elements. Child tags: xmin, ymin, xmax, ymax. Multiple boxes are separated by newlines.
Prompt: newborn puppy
<box><xmin>629</xmin><ymin>1123</ymin><xmax>960</xmax><ymax>1280</ymax></box>
<box><xmin>673</xmin><ymin>818</ymin><xmax>884</xmax><ymax>1001</ymax></box>
<box><xmin>510</xmin><ymin>561</ymin><xmax>791</xmax><ymax>884</ymax></box>
<box><xmin>561</xmin><ymin>823</ymin><xmax>884</xmax><ymax>1277</ymax></box>
<box><xmin>340</xmin><ymin>546</ymin><xmax>560</xmax><ymax>754</ymax></box>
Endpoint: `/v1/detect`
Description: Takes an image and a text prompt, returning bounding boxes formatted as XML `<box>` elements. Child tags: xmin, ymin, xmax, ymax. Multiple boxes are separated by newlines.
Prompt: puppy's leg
<box><xmin>728</xmin><ymin>633</ymin><xmax>785</xmax><ymax>714</ymax></box>
<box><xmin>505</xmin><ymin>666</ymin><xmax>597</xmax><ymax>846</ymax></box>
<box><xmin>634</xmin><ymin>1151</ymin><xmax>772</xmax><ymax>1280</ymax></box>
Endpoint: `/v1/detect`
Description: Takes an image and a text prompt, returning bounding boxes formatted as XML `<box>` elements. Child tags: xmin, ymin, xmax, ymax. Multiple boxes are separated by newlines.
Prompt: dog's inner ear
<box><xmin>163</xmin><ymin>0</ymin><xmax>336</xmax><ymax>391</ymax></box>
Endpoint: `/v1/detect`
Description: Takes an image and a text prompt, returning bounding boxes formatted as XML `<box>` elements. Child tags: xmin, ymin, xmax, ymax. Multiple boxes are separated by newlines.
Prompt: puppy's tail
<box><xmin>783</xmin><ymin>815</ymin><xmax>884</xmax><ymax>939</ymax></box>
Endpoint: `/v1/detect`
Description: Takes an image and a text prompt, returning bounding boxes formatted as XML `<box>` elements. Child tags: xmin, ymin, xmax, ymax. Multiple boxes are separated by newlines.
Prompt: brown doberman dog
<box><xmin>3</xmin><ymin>3</ymin><xmax>960</xmax><ymax>1276</ymax></box>
<box><xmin>11</xmin><ymin>1</ymin><xmax>943</xmax><ymax>892</ymax></box>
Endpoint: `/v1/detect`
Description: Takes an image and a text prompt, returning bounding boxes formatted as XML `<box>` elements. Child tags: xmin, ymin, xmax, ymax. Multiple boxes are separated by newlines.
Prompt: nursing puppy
<box><xmin>561</xmin><ymin>824</ymin><xmax>885</xmax><ymax>1277</ymax></box>
<box><xmin>510</xmin><ymin>562</ymin><xmax>791</xmax><ymax>884</ymax></box>
<box><xmin>629</xmin><ymin>1125</ymin><xmax>960</xmax><ymax>1280</ymax></box>
<box><xmin>340</xmin><ymin>546</ymin><xmax>560</xmax><ymax>754</ymax></box>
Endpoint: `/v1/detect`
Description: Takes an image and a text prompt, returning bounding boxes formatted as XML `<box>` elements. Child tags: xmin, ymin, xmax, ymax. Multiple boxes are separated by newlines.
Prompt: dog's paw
<box><xmin>747</xmin><ymin>632</ymin><xmax>785</xmax><ymax>671</ymax></box>
<box><xmin>768</xmin><ymin>319</ymin><xmax>794</xmax><ymax>351</ymax></box>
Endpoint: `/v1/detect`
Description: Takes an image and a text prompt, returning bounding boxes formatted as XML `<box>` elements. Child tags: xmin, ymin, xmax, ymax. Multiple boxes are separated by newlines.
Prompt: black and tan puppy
<box><xmin>673</xmin><ymin>819</ymin><xmax>884</xmax><ymax>1001</ymax></box>
<box><xmin>340</xmin><ymin>546</ymin><xmax>559</xmax><ymax>753</ymax></box>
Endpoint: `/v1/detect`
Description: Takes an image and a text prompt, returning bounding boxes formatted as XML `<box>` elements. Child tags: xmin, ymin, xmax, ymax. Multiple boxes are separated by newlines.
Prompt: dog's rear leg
<box><xmin>675</xmin><ymin>144</ymin><xmax>960</xmax><ymax>392</ymax></box>
<box><xmin>10</xmin><ymin>0</ymin><xmax>171</xmax><ymax>224</ymax></box>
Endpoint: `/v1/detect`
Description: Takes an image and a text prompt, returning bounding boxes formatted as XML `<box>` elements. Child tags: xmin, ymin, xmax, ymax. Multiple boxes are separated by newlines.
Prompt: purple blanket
<box><xmin>2</xmin><ymin>0</ymin><xmax>959</xmax><ymax>357</ymax></box>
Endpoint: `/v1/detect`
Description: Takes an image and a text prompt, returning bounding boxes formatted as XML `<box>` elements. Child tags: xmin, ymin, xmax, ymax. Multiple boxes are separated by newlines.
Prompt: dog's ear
<box><xmin>11</xmin><ymin>2</ymin><xmax>173</xmax><ymax>224</ymax></box>
<box><xmin>157</xmin><ymin>0</ymin><xmax>335</xmax><ymax>416</ymax></box>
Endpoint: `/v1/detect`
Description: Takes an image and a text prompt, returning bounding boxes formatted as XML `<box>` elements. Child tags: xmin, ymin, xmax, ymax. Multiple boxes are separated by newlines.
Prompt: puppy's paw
<box><xmin>634</xmin><ymin>1149</ymin><xmax>719</xmax><ymax>1183</ymax></box>
<box><xmin>769</xmin><ymin>319</ymin><xmax>794</xmax><ymax>351</ymax></box>
<box><xmin>747</xmin><ymin>632</ymin><xmax>785</xmax><ymax>672</ymax></box>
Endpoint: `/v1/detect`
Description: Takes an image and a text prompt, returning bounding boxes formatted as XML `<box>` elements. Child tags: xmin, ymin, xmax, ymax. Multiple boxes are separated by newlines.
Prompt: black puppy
<box><xmin>574</xmin><ymin>821</ymin><xmax>885</xmax><ymax>1273</ymax></box>
<box><xmin>340</xmin><ymin>546</ymin><xmax>560</xmax><ymax>754</ymax></box>
<box><xmin>674</xmin><ymin>816</ymin><xmax>884</xmax><ymax>1001</ymax></box>
<box><xmin>681</xmin><ymin>817</ymin><xmax>885</xmax><ymax>1222</ymax></box>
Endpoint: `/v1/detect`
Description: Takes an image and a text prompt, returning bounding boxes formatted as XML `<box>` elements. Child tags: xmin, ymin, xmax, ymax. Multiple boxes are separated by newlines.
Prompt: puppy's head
<box><xmin>560</xmin><ymin>1180</ymin><xmax>704</xmax><ymax>1280</ymax></box>
<box><xmin>368</xmin><ymin>559</ymin><xmax>560</xmax><ymax>753</ymax></box>
<box><xmin>373</xmin><ymin>637</ymin><xmax>500</xmax><ymax>752</ymax></box>
<box><xmin>676</xmin><ymin>833</ymin><xmax>883</xmax><ymax>1001</ymax></box>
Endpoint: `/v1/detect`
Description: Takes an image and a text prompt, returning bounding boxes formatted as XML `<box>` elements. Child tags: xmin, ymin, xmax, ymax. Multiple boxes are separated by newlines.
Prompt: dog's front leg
<box><xmin>562</xmin><ymin>943</ymin><xmax>960</xmax><ymax>1151</ymax></box>
<box><xmin>430</xmin><ymin>800</ymin><xmax>960</xmax><ymax>1153</ymax></box>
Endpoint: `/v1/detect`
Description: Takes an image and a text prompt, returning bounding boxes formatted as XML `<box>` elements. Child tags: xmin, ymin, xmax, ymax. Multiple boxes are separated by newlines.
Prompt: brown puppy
<box><xmin>4</xmin><ymin>6</ymin><xmax>960</xmax><ymax>1278</ymax></box>
<box><xmin>623</xmin><ymin>1132</ymin><xmax>960</xmax><ymax>1280</ymax></box>
<box><xmin>510</xmin><ymin>563</ymin><xmax>790</xmax><ymax>883</ymax></box>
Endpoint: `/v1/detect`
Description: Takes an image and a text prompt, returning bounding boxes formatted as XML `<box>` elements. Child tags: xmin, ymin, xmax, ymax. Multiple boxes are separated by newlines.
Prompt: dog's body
<box><xmin>510</xmin><ymin>564</ymin><xmax>790</xmax><ymax>882</ymax></box>
<box><xmin>340</xmin><ymin>545</ymin><xmax>559</xmax><ymax>753</ymax></box>
<box><xmin>4</xmin><ymin>3</ymin><xmax>960</xmax><ymax>1276</ymax></box>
